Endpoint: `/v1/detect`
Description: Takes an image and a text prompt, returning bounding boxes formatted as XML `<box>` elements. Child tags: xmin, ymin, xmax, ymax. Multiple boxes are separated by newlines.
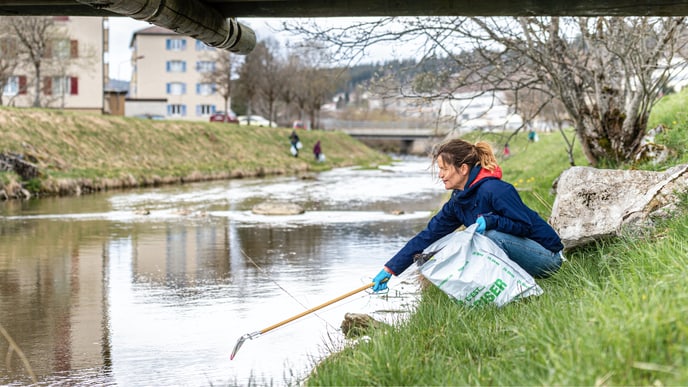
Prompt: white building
<box><xmin>439</xmin><ymin>89</ymin><xmax>522</xmax><ymax>132</ymax></box>
<box><xmin>1</xmin><ymin>16</ymin><xmax>105</xmax><ymax>112</ymax></box>
<box><xmin>128</xmin><ymin>26</ymin><xmax>226</xmax><ymax>121</ymax></box>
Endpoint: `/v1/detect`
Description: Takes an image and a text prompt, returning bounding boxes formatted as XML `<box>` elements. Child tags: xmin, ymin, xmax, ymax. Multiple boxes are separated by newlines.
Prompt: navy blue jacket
<box><xmin>384</xmin><ymin>166</ymin><xmax>564</xmax><ymax>275</ymax></box>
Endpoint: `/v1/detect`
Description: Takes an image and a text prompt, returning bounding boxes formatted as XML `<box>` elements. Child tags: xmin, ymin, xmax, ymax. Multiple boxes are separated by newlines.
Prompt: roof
<box><xmin>130</xmin><ymin>25</ymin><xmax>181</xmax><ymax>48</ymax></box>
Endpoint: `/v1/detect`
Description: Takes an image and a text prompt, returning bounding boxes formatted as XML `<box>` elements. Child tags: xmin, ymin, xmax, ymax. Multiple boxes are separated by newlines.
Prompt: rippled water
<box><xmin>0</xmin><ymin>156</ymin><xmax>446</xmax><ymax>386</ymax></box>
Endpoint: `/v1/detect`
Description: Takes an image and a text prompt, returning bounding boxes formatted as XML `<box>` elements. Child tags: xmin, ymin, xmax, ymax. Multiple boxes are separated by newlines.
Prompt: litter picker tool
<box><xmin>230</xmin><ymin>280</ymin><xmax>384</xmax><ymax>360</ymax></box>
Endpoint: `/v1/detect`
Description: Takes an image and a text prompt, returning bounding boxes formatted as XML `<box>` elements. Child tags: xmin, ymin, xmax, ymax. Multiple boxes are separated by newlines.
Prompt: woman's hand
<box><xmin>476</xmin><ymin>216</ymin><xmax>486</xmax><ymax>234</ymax></box>
<box><xmin>372</xmin><ymin>268</ymin><xmax>392</xmax><ymax>292</ymax></box>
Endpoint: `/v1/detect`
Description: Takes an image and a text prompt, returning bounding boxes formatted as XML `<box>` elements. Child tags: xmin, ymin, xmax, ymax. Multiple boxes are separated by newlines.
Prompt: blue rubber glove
<box><xmin>475</xmin><ymin>216</ymin><xmax>486</xmax><ymax>234</ymax></box>
<box><xmin>372</xmin><ymin>268</ymin><xmax>392</xmax><ymax>292</ymax></box>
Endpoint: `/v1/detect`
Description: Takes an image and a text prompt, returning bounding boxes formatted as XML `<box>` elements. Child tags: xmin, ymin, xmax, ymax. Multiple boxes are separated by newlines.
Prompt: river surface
<box><xmin>0</xmin><ymin>156</ymin><xmax>446</xmax><ymax>386</ymax></box>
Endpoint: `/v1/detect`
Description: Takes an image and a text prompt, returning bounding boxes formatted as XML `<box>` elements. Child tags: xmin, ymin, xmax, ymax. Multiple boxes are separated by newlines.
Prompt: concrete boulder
<box><xmin>550</xmin><ymin>164</ymin><xmax>688</xmax><ymax>249</ymax></box>
<box><xmin>251</xmin><ymin>202</ymin><xmax>305</xmax><ymax>215</ymax></box>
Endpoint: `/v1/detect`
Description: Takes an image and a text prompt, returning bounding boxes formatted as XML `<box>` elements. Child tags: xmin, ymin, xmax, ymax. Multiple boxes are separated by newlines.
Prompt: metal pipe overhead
<box><xmin>76</xmin><ymin>0</ymin><xmax>256</xmax><ymax>54</ymax></box>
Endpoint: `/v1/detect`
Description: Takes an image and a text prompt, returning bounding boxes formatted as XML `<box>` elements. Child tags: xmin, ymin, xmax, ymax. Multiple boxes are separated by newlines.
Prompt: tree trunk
<box><xmin>33</xmin><ymin>61</ymin><xmax>41</xmax><ymax>107</ymax></box>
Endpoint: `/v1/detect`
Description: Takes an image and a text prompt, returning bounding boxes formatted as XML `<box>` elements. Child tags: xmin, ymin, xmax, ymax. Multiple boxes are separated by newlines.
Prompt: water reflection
<box><xmin>0</xmin><ymin>157</ymin><xmax>445</xmax><ymax>386</ymax></box>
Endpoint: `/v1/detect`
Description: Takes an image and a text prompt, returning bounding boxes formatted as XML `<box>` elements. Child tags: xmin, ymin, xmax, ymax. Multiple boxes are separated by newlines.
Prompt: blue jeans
<box><xmin>484</xmin><ymin>230</ymin><xmax>562</xmax><ymax>278</ymax></box>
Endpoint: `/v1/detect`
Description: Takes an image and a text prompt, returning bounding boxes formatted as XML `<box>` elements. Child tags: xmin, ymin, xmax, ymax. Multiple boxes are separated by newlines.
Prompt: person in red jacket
<box><xmin>371</xmin><ymin>139</ymin><xmax>564</xmax><ymax>292</ymax></box>
<box><xmin>313</xmin><ymin>140</ymin><xmax>322</xmax><ymax>161</ymax></box>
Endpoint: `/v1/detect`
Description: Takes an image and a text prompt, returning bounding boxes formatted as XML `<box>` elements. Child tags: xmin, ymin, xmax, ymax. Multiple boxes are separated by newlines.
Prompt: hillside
<box><xmin>0</xmin><ymin>107</ymin><xmax>390</xmax><ymax>199</ymax></box>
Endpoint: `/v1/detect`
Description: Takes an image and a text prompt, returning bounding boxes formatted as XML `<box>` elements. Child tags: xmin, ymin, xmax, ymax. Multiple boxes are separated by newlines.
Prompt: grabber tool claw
<box><xmin>230</xmin><ymin>281</ymin><xmax>376</xmax><ymax>360</ymax></box>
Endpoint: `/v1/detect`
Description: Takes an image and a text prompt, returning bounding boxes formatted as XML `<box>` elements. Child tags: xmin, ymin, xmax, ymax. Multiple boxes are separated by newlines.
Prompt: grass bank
<box><xmin>0</xmin><ymin>107</ymin><xmax>390</xmax><ymax>199</ymax></box>
<box><xmin>305</xmin><ymin>94</ymin><xmax>688</xmax><ymax>385</ymax></box>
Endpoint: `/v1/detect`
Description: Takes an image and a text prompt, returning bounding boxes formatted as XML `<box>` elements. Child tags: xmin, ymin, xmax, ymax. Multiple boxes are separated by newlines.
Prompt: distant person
<box><xmin>313</xmin><ymin>140</ymin><xmax>322</xmax><ymax>161</ymax></box>
<box><xmin>289</xmin><ymin>130</ymin><xmax>300</xmax><ymax>157</ymax></box>
<box><xmin>528</xmin><ymin>130</ymin><xmax>536</xmax><ymax>142</ymax></box>
<box><xmin>503</xmin><ymin>143</ymin><xmax>511</xmax><ymax>157</ymax></box>
<box><xmin>370</xmin><ymin>139</ymin><xmax>564</xmax><ymax>292</ymax></box>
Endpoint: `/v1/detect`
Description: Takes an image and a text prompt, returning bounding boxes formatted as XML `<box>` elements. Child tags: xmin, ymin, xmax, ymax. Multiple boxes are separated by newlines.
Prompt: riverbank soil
<box><xmin>0</xmin><ymin>107</ymin><xmax>390</xmax><ymax>199</ymax></box>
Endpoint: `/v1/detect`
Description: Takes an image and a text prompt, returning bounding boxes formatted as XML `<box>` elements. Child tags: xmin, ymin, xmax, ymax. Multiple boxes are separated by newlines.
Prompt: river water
<box><xmin>0</xmin><ymin>156</ymin><xmax>446</xmax><ymax>386</ymax></box>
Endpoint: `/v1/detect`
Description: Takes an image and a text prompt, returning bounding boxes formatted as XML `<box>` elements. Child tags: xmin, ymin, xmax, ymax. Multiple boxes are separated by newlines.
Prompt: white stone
<box><xmin>550</xmin><ymin>164</ymin><xmax>688</xmax><ymax>249</ymax></box>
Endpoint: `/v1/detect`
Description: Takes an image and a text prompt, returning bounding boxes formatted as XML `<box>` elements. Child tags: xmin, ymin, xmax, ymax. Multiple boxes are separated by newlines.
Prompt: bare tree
<box><xmin>4</xmin><ymin>16</ymin><xmax>92</xmax><ymax>109</ymax></box>
<box><xmin>289</xmin><ymin>57</ymin><xmax>310</xmax><ymax>123</ymax></box>
<box><xmin>236</xmin><ymin>41</ymin><xmax>268</xmax><ymax>124</ymax></box>
<box><xmin>7</xmin><ymin>16</ymin><xmax>53</xmax><ymax>107</ymax></box>
<box><xmin>278</xmin><ymin>51</ymin><xmax>301</xmax><ymax>123</ymax></box>
<box><xmin>288</xmin><ymin>42</ymin><xmax>342</xmax><ymax>129</ymax></box>
<box><xmin>0</xmin><ymin>21</ymin><xmax>20</xmax><ymax>106</ymax></box>
<box><xmin>254</xmin><ymin>38</ymin><xmax>284</xmax><ymax>126</ymax></box>
<box><xmin>201</xmin><ymin>49</ymin><xmax>238</xmax><ymax>115</ymax></box>
<box><xmin>505</xmin><ymin>88</ymin><xmax>576</xmax><ymax>164</ymax></box>
<box><xmin>305</xmin><ymin>67</ymin><xmax>339</xmax><ymax>129</ymax></box>
<box><xmin>284</xmin><ymin>17</ymin><xmax>688</xmax><ymax>166</ymax></box>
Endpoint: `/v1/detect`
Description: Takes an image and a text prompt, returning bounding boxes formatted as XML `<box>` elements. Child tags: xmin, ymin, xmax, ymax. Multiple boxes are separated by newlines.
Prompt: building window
<box><xmin>49</xmin><ymin>39</ymin><xmax>78</xmax><ymax>59</ymax></box>
<box><xmin>166</xmin><ymin>38</ymin><xmax>186</xmax><ymax>51</ymax></box>
<box><xmin>166</xmin><ymin>60</ymin><xmax>186</xmax><ymax>72</ymax></box>
<box><xmin>54</xmin><ymin>39</ymin><xmax>70</xmax><ymax>59</ymax></box>
<box><xmin>196</xmin><ymin>61</ymin><xmax>215</xmax><ymax>73</ymax></box>
<box><xmin>196</xmin><ymin>83</ymin><xmax>214</xmax><ymax>96</ymax></box>
<box><xmin>45</xmin><ymin>39</ymin><xmax>79</xmax><ymax>60</ymax></box>
<box><xmin>196</xmin><ymin>104</ymin><xmax>215</xmax><ymax>116</ymax></box>
<box><xmin>167</xmin><ymin>104</ymin><xmax>186</xmax><ymax>117</ymax></box>
<box><xmin>44</xmin><ymin>76</ymin><xmax>78</xmax><ymax>95</ymax></box>
<box><xmin>195</xmin><ymin>40</ymin><xmax>214</xmax><ymax>51</ymax></box>
<box><xmin>0</xmin><ymin>37</ymin><xmax>18</xmax><ymax>57</ymax></box>
<box><xmin>166</xmin><ymin>82</ymin><xmax>186</xmax><ymax>95</ymax></box>
<box><xmin>2</xmin><ymin>76</ymin><xmax>21</xmax><ymax>95</ymax></box>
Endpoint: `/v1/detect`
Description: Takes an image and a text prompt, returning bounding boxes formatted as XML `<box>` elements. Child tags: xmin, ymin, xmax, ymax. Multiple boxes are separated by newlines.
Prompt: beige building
<box><xmin>1</xmin><ymin>16</ymin><xmax>105</xmax><ymax>112</ymax></box>
<box><xmin>129</xmin><ymin>26</ymin><xmax>226</xmax><ymax>121</ymax></box>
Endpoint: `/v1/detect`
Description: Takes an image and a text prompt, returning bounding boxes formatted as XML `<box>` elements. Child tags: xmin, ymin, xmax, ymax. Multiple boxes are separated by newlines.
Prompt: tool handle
<box><xmin>259</xmin><ymin>282</ymin><xmax>374</xmax><ymax>335</ymax></box>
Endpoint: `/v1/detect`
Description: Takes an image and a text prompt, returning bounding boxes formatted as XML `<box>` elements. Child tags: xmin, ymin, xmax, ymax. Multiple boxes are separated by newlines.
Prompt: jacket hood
<box><xmin>452</xmin><ymin>165</ymin><xmax>503</xmax><ymax>201</ymax></box>
<box><xmin>469</xmin><ymin>165</ymin><xmax>502</xmax><ymax>188</ymax></box>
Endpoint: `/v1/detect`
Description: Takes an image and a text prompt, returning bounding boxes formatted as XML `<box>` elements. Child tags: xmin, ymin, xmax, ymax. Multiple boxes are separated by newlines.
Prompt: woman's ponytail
<box><xmin>433</xmin><ymin>139</ymin><xmax>499</xmax><ymax>171</ymax></box>
<box><xmin>474</xmin><ymin>141</ymin><xmax>498</xmax><ymax>171</ymax></box>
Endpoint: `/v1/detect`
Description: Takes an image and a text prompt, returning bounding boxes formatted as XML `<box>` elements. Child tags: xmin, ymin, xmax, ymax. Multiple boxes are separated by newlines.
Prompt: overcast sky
<box><xmin>107</xmin><ymin>17</ymin><xmax>283</xmax><ymax>81</ymax></box>
<box><xmin>107</xmin><ymin>17</ymin><xmax>411</xmax><ymax>81</ymax></box>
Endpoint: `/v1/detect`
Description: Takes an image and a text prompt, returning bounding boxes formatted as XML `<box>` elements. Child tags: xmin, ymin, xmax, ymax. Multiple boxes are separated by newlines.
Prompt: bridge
<box><xmin>333</xmin><ymin>127</ymin><xmax>451</xmax><ymax>154</ymax></box>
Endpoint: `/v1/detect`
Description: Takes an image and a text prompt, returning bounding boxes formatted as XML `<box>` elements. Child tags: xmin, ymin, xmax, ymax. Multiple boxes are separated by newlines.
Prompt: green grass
<box><xmin>646</xmin><ymin>88</ymin><xmax>688</xmax><ymax>167</ymax></box>
<box><xmin>305</xmin><ymin>97</ymin><xmax>688</xmax><ymax>386</ymax></box>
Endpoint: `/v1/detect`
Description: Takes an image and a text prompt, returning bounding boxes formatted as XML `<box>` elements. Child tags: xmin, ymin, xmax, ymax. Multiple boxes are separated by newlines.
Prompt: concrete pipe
<box><xmin>76</xmin><ymin>0</ymin><xmax>256</xmax><ymax>54</ymax></box>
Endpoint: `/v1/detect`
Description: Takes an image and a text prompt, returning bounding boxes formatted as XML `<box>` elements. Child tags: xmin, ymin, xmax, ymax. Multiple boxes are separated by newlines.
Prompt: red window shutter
<box><xmin>43</xmin><ymin>77</ymin><xmax>52</xmax><ymax>95</ymax></box>
<box><xmin>70</xmin><ymin>77</ymin><xmax>78</xmax><ymax>95</ymax></box>
<box><xmin>70</xmin><ymin>40</ymin><xmax>78</xmax><ymax>58</ymax></box>
<box><xmin>18</xmin><ymin>76</ymin><xmax>27</xmax><ymax>94</ymax></box>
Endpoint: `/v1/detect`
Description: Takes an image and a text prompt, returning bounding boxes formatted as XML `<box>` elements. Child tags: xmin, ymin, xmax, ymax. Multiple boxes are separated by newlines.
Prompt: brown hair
<box><xmin>431</xmin><ymin>139</ymin><xmax>498</xmax><ymax>171</ymax></box>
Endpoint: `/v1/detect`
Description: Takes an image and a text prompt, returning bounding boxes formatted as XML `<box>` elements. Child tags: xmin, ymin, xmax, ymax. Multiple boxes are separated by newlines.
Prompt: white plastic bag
<box><xmin>417</xmin><ymin>224</ymin><xmax>543</xmax><ymax>307</ymax></box>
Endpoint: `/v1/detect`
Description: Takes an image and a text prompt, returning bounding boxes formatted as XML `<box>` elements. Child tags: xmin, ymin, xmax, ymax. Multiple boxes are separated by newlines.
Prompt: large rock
<box><xmin>550</xmin><ymin>164</ymin><xmax>688</xmax><ymax>249</ymax></box>
<box><xmin>0</xmin><ymin>153</ymin><xmax>41</xmax><ymax>180</ymax></box>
